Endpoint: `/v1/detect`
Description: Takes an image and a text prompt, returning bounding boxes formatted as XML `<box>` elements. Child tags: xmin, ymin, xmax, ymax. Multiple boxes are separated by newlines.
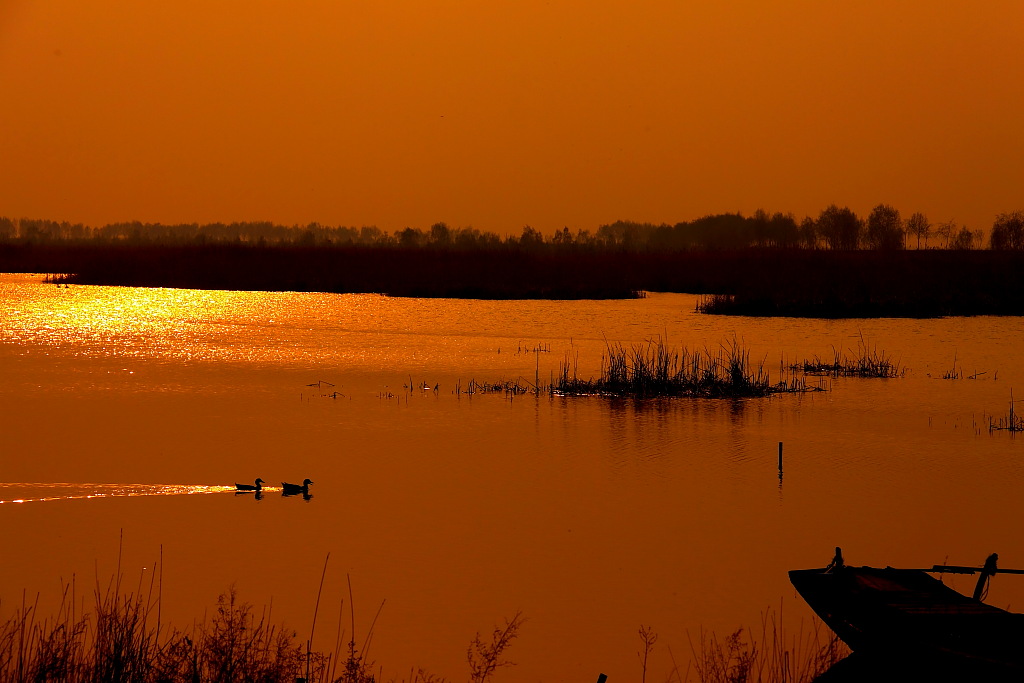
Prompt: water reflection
<box><xmin>0</xmin><ymin>482</ymin><xmax>276</xmax><ymax>504</ymax></box>
<box><xmin>5</xmin><ymin>275</ymin><xmax>1024</xmax><ymax>681</ymax></box>
<box><xmin>281</xmin><ymin>479</ymin><xmax>314</xmax><ymax>501</ymax></box>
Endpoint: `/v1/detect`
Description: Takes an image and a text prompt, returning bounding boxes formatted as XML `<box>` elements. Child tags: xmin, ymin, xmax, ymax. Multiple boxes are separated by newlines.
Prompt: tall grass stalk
<box><xmin>989</xmin><ymin>390</ymin><xmax>1024</xmax><ymax>433</ymax></box>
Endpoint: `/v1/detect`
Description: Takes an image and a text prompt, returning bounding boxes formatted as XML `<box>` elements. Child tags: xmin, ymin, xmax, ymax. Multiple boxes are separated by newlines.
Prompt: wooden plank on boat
<box><xmin>930</xmin><ymin>564</ymin><xmax>1024</xmax><ymax>575</ymax></box>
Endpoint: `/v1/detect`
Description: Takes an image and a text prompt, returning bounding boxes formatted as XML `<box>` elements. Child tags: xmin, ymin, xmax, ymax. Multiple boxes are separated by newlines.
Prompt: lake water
<box><xmin>1</xmin><ymin>273</ymin><xmax>1023</xmax><ymax>681</ymax></box>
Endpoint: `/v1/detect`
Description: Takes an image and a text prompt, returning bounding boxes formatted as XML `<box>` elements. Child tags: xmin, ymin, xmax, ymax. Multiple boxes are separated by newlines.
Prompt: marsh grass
<box><xmin>554</xmin><ymin>339</ymin><xmax>817</xmax><ymax>399</ymax></box>
<box><xmin>0</xmin><ymin>561</ymin><xmax>527</xmax><ymax>683</ymax></box>
<box><xmin>939</xmin><ymin>354</ymin><xmax>992</xmax><ymax>381</ymax></box>
<box><xmin>790</xmin><ymin>336</ymin><xmax>905</xmax><ymax>379</ymax></box>
<box><xmin>4</xmin><ymin>563</ymin><xmax>852</xmax><ymax>683</ymax></box>
<box><xmin>0</xmin><ymin>579</ymin><xmax>309</xmax><ymax>683</ymax></box>
<box><xmin>943</xmin><ymin>354</ymin><xmax>963</xmax><ymax>380</ymax></box>
<box><xmin>687</xmin><ymin>608</ymin><xmax>848</xmax><ymax>683</ymax></box>
<box><xmin>456</xmin><ymin>379</ymin><xmax>534</xmax><ymax>396</ymax></box>
<box><xmin>989</xmin><ymin>391</ymin><xmax>1024</xmax><ymax>433</ymax></box>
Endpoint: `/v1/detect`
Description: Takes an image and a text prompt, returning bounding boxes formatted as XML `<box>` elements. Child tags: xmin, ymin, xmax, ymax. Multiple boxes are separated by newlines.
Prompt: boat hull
<box><xmin>790</xmin><ymin>566</ymin><xmax>1024</xmax><ymax>676</ymax></box>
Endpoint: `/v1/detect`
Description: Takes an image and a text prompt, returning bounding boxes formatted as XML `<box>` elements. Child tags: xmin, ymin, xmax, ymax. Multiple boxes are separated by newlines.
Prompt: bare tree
<box><xmin>935</xmin><ymin>220</ymin><xmax>957</xmax><ymax>249</ymax></box>
<box><xmin>905</xmin><ymin>212</ymin><xmax>930</xmax><ymax>249</ymax></box>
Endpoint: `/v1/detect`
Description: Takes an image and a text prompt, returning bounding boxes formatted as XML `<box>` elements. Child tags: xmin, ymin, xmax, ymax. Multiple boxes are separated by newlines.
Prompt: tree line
<box><xmin>2</xmin><ymin>206</ymin><xmax>1022</xmax><ymax>251</ymax></box>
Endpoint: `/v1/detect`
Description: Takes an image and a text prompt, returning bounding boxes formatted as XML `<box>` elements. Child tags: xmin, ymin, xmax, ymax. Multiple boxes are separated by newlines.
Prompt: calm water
<box><xmin>2</xmin><ymin>273</ymin><xmax>1023</xmax><ymax>681</ymax></box>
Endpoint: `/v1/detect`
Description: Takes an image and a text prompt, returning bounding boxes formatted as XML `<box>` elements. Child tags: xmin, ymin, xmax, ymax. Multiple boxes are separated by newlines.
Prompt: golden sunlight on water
<box><xmin>0</xmin><ymin>482</ymin><xmax>246</xmax><ymax>504</ymax></box>
<box><xmin>3</xmin><ymin>274</ymin><xmax>1024</xmax><ymax>681</ymax></box>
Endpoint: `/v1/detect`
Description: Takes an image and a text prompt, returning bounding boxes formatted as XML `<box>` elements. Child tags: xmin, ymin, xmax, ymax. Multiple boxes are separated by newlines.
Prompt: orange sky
<box><xmin>1</xmin><ymin>0</ymin><xmax>1021</xmax><ymax>234</ymax></box>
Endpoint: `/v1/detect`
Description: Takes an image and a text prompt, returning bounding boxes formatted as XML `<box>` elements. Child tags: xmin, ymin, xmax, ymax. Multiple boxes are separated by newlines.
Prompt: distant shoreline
<box><xmin>3</xmin><ymin>243</ymin><xmax>1023</xmax><ymax>317</ymax></box>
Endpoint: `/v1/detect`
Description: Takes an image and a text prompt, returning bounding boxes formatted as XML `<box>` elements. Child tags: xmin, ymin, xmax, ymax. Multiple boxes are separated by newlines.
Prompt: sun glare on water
<box><xmin>0</xmin><ymin>482</ymin><xmax>272</xmax><ymax>504</ymax></box>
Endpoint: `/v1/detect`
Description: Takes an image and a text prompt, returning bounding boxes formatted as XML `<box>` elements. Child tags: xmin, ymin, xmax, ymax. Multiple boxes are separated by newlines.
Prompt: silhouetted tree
<box><xmin>990</xmin><ymin>211</ymin><xmax>1024</xmax><ymax>250</ymax></box>
<box><xmin>397</xmin><ymin>227</ymin><xmax>424</xmax><ymax>247</ymax></box>
<box><xmin>768</xmin><ymin>212</ymin><xmax>800</xmax><ymax>247</ymax></box>
<box><xmin>934</xmin><ymin>220</ymin><xmax>957</xmax><ymax>249</ymax></box>
<box><xmin>595</xmin><ymin>221</ymin><xmax>626</xmax><ymax>247</ymax></box>
<box><xmin>359</xmin><ymin>226</ymin><xmax>386</xmax><ymax>244</ymax></box>
<box><xmin>428</xmin><ymin>222</ymin><xmax>451</xmax><ymax>246</ymax></box>
<box><xmin>866</xmin><ymin>204</ymin><xmax>904</xmax><ymax>250</ymax></box>
<box><xmin>551</xmin><ymin>227</ymin><xmax>573</xmax><ymax>246</ymax></box>
<box><xmin>905</xmin><ymin>212</ymin><xmax>930</xmax><ymax>249</ymax></box>
<box><xmin>949</xmin><ymin>225</ymin><xmax>977</xmax><ymax>249</ymax></box>
<box><xmin>453</xmin><ymin>226</ymin><xmax>483</xmax><ymax>248</ymax></box>
<box><xmin>518</xmin><ymin>225</ymin><xmax>544</xmax><ymax>247</ymax></box>
<box><xmin>816</xmin><ymin>205</ymin><xmax>861</xmax><ymax>250</ymax></box>
<box><xmin>575</xmin><ymin>228</ymin><xmax>595</xmax><ymax>246</ymax></box>
<box><xmin>798</xmin><ymin>216</ymin><xmax>818</xmax><ymax>249</ymax></box>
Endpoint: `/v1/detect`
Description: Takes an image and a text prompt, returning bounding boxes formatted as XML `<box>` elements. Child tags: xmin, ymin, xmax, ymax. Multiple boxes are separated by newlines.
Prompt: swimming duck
<box><xmin>282</xmin><ymin>479</ymin><xmax>313</xmax><ymax>495</ymax></box>
<box><xmin>235</xmin><ymin>478</ymin><xmax>264</xmax><ymax>492</ymax></box>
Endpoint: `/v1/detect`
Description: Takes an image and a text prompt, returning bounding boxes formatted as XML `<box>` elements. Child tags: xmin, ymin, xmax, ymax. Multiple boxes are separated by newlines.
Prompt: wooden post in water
<box><xmin>596</xmin><ymin>675</ymin><xmax>608</xmax><ymax>683</ymax></box>
<box><xmin>778</xmin><ymin>442</ymin><xmax>783</xmax><ymax>471</ymax></box>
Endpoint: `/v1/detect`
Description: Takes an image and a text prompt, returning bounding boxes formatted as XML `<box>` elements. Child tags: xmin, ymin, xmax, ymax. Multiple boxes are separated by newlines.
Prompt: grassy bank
<box><xmin>691</xmin><ymin>249</ymin><xmax>1024</xmax><ymax>317</ymax></box>
<box><xmin>4</xmin><ymin>243</ymin><xmax>1024</xmax><ymax>314</ymax></box>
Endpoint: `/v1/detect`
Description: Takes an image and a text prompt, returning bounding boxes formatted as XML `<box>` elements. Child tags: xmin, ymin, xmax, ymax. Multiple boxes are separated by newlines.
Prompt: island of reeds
<box><xmin>553</xmin><ymin>340</ymin><xmax>815</xmax><ymax>398</ymax></box>
<box><xmin>443</xmin><ymin>339</ymin><xmax>832</xmax><ymax>400</ymax></box>
<box><xmin>3</xmin><ymin>207</ymin><xmax>1024</xmax><ymax>315</ymax></box>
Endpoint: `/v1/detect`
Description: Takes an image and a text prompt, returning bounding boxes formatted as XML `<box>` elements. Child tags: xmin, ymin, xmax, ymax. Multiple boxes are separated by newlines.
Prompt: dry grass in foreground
<box><xmin>627</xmin><ymin>607</ymin><xmax>847</xmax><ymax>683</ymax></box>
<box><xmin>1</xmin><ymin>546</ymin><xmax>843</xmax><ymax>683</ymax></box>
<box><xmin>686</xmin><ymin>609</ymin><xmax>848</xmax><ymax>683</ymax></box>
<box><xmin>0</xmin><ymin>569</ymin><xmax>525</xmax><ymax>683</ymax></box>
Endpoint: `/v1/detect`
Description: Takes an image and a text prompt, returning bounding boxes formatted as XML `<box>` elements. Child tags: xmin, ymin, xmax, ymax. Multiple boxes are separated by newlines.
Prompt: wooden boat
<box><xmin>790</xmin><ymin>548</ymin><xmax>1024</xmax><ymax>677</ymax></box>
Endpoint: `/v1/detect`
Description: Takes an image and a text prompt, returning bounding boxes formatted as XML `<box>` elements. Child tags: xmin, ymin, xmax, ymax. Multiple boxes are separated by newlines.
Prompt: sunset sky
<box><xmin>1</xmin><ymin>0</ymin><xmax>1021</xmax><ymax>235</ymax></box>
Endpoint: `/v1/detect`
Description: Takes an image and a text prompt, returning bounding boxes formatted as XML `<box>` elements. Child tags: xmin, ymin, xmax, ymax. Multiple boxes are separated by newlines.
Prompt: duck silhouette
<box><xmin>282</xmin><ymin>479</ymin><xmax>313</xmax><ymax>496</ymax></box>
<box><xmin>235</xmin><ymin>478</ymin><xmax>264</xmax><ymax>492</ymax></box>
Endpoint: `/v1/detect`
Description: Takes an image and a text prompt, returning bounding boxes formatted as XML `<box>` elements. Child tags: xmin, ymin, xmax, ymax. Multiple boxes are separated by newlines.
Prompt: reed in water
<box><xmin>554</xmin><ymin>339</ymin><xmax>815</xmax><ymax>399</ymax></box>
<box><xmin>789</xmin><ymin>336</ymin><xmax>905</xmax><ymax>379</ymax></box>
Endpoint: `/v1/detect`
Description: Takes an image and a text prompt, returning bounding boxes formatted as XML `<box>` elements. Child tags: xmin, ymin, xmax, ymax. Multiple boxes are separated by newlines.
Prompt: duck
<box><xmin>282</xmin><ymin>479</ymin><xmax>313</xmax><ymax>495</ymax></box>
<box><xmin>235</xmin><ymin>478</ymin><xmax>264</xmax><ymax>492</ymax></box>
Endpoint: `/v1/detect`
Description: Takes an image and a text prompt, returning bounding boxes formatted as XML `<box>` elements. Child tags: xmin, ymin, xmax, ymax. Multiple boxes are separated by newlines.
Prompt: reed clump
<box><xmin>790</xmin><ymin>337</ymin><xmax>905</xmax><ymax>379</ymax></box>
<box><xmin>456</xmin><ymin>379</ymin><xmax>534</xmax><ymax>396</ymax></box>
<box><xmin>554</xmin><ymin>339</ymin><xmax>815</xmax><ymax>399</ymax></box>
<box><xmin>989</xmin><ymin>391</ymin><xmax>1024</xmax><ymax>433</ymax></box>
